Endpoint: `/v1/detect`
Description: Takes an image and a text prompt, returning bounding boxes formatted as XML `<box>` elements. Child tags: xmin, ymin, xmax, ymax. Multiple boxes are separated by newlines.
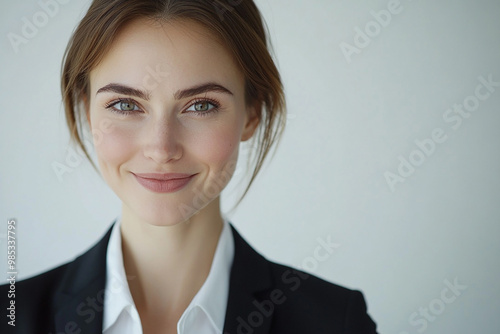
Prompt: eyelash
<box><xmin>104</xmin><ymin>98</ymin><xmax>221</xmax><ymax>117</ymax></box>
<box><xmin>186</xmin><ymin>98</ymin><xmax>221</xmax><ymax>117</ymax></box>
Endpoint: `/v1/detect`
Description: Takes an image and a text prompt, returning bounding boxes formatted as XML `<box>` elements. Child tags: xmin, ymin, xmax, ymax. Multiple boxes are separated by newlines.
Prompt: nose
<box><xmin>142</xmin><ymin>116</ymin><xmax>183</xmax><ymax>164</ymax></box>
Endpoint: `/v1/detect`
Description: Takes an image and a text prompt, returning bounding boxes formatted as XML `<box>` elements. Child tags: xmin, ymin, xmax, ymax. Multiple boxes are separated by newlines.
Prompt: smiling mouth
<box><xmin>132</xmin><ymin>172</ymin><xmax>197</xmax><ymax>193</ymax></box>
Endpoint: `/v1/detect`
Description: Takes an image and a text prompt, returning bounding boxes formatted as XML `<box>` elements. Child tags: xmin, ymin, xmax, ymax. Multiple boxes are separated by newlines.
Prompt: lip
<box><xmin>132</xmin><ymin>172</ymin><xmax>197</xmax><ymax>193</ymax></box>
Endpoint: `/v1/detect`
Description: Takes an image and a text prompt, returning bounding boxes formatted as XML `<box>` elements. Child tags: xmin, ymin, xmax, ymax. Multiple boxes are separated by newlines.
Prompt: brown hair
<box><xmin>61</xmin><ymin>0</ymin><xmax>286</xmax><ymax>204</ymax></box>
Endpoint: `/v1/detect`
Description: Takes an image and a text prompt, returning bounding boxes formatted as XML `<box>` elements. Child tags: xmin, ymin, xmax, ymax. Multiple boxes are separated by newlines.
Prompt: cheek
<box><xmin>188</xmin><ymin>118</ymin><xmax>242</xmax><ymax>192</ymax></box>
<box><xmin>91</xmin><ymin>119</ymin><xmax>136</xmax><ymax>170</ymax></box>
<box><xmin>199</xmin><ymin>123</ymin><xmax>241</xmax><ymax>169</ymax></box>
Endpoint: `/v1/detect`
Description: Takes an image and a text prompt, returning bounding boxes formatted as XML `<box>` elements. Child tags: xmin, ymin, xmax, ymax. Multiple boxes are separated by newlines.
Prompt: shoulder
<box><xmin>268</xmin><ymin>259</ymin><xmax>365</xmax><ymax>306</ymax></box>
<box><xmin>0</xmin><ymin>224</ymin><xmax>113</xmax><ymax>333</ymax></box>
<box><xmin>266</xmin><ymin>260</ymin><xmax>377</xmax><ymax>333</ymax></box>
<box><xmin>0</xmin><ymin>262</ymin><xmax>71</xmax><ymax>332</ymax></box>
<box><xmin>227</xmin><ymin>224</ymin><xmax>377</xmax><ymax>333</ymax></box>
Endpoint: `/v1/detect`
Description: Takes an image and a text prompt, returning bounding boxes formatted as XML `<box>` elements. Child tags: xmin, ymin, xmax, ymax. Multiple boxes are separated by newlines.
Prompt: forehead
<box><xmin>89</xmin><ymin>18</ymin><xmax>244</xmax><ymax>96</ymax></box>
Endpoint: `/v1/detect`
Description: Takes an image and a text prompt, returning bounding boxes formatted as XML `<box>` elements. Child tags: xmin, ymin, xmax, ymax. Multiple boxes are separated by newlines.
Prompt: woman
<box><xmin>1</xmin><ymin>1</ymin><xmax>377</xmax><ymax>333</ymax></box>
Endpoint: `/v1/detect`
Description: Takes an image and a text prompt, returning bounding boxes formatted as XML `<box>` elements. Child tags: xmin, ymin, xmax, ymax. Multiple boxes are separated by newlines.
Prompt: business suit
<box><xmin>1</xmin><ymin>222</ymin><xmax>377</xmax><ymax>333</ymax></box>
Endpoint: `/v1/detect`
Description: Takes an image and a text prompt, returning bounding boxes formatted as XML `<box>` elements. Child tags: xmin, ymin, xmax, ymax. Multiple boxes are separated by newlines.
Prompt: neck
<box><xmin>120</xmin><ymin>197</ymin><xmax>224</xmax><ymax>316</ymax></box>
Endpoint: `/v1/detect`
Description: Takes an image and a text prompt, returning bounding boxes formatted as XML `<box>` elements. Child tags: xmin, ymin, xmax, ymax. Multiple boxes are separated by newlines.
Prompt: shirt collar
<box><xmin>103</xmin><ymin>216</ymin><xmax>234</xmax><ymax>333</ymax></box>
<box><xmin>179</xmin><ymin>217</ymin><xmax>234</xmax><ymax>333</ymax></box>
<box><xmin>102</xmin><ymin>217</ymin><xmax>137</xmax><ymax>332</ymax></box>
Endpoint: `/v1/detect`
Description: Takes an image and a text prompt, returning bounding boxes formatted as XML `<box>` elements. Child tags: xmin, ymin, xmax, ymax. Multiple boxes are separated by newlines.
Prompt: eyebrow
<box><xmin>96</xmin><ymin>82</ymin><xmax>233</xmax><ymax>100</ymax></box>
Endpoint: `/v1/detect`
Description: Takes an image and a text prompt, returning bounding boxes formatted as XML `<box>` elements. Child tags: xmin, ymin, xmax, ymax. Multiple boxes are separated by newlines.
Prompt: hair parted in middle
<box><xmin>61</xmin><ymin>0</ymin><xmax>286</xmax><ymax>204</ymax></box>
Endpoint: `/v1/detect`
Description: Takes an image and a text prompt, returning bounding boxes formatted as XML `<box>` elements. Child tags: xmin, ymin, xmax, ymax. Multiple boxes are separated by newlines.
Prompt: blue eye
<box><xmin>186</xmin><ymin>101</ymin><xmax>217</xmax><ymax>113</ymax></box>
<box><xmin>106</xmin><ymin>99</ymin><xmax>141</xmax><ymax>114</ymax></box>
<box><xmin>118</xmin><ymin>101</ymin><xmax>138</xmax><ymax>111</ymax></box>
<box><xmin>104</xmin><ymin>98</ymin><xmax>220</xmax><ymax>116</ymax></box>
<box><xmin>196</xmin><ymin>102</ymin><xmax>211</xmax><ymax>111</ymax></box>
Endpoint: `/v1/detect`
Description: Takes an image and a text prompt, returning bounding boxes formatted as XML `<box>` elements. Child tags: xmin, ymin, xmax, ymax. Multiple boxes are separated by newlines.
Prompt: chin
<box><xmin>123</xmin><ymin>197</ymin><xmax>191</xmax><ymax>227</ymax></box>
<box><xmin>139</xmin><ymin>210</ymin><xmax>191</xmax><ymax>227</ymax></box>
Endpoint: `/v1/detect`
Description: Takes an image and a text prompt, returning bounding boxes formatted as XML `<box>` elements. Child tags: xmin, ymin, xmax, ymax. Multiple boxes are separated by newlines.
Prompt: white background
<box><xmin>1</xmin><ymin>0</ymin><xmax>499</xmax><ymax>333</ymax></box>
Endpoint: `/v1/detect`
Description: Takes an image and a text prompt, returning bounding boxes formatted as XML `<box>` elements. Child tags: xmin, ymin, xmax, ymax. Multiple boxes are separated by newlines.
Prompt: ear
<box><xmin>241</xmin><ymin>101</ymin><xmax>261</xmax><ymax>142</ymax></box>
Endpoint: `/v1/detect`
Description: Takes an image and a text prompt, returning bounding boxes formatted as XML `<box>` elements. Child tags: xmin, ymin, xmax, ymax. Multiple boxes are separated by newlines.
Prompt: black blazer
<box><xmin>1</xmin><ymin>222</ymin><xmax>377</xmax><ymax>333</ymax></box>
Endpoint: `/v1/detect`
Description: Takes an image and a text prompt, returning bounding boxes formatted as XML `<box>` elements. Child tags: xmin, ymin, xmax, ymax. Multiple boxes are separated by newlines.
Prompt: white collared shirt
<box><xmin>102</xmin><ymin>216</ymin><xmax>234</xmax><ymax>334</ymax></box>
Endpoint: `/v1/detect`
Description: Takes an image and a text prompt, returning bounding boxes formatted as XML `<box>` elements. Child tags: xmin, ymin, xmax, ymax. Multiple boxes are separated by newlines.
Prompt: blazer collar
<box><xmin>53</xmin><ymin>222</ymin><xmax>113</xmax><ymax>333</ymax></box>
<box><xmin>223</xmin><ymin>224</ymin><xmax>274</xmax><ymax>334</ymax></box>
<box><xmin>53</xmin><ymin>221</ymin><xmax>275</xmax><ymax>334</ymax></box>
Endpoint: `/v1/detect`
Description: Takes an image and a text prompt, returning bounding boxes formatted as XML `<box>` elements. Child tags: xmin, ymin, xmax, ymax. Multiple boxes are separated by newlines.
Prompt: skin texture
<box><xmin>87</xmin><ymin>18</ymin><xmax>259</xmax><ymax>333</ymax></box>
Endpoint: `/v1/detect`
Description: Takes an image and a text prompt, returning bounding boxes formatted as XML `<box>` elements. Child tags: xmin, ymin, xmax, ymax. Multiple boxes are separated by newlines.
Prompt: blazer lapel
<box><xmin>223</xmin><ymin>224</ymin><xmax>275</xmax><ymax>334</ymax></box>
<box><xmin>53</xmin><ymin>222</ymin><xmax>114</xmax><ymax>333</ymax></box>
<box><xmin>50</xmin><ymin>221</ymin><xmax>276</xmax><ymax>334</ymax></box>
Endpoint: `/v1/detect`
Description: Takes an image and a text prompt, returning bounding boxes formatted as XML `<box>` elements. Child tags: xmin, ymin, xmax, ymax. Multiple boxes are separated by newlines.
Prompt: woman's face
<box><xmin>88</xmin><ymin>19</ymin><xmax>258</xmax><ymax>226</ymax></box>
